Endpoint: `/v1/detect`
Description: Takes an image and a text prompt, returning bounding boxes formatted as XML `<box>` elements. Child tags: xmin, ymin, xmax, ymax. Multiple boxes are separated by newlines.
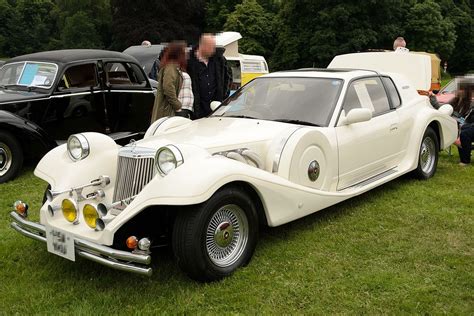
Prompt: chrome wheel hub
<box><xmin>420</xmin><ymin>137</ymin><xmax>435</xmax><ymax>174</ymax></box>
<box><xmin>214</xmin><ymin>222</ymin><xmax>234</xmax><ymax>248</ymax></box>
<box><xmin>206</xmin><ymin>204</ymin><xmax>248</xmax><ymax>268</ymax></box>
<box><xmin>0</xmin><ymin>143</ymin><xmax>12</xmax><ymax>176</ymax></box>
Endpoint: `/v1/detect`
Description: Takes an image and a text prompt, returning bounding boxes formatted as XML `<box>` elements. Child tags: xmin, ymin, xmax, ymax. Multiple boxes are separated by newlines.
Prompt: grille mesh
<box><xmin>113</xmin><ymin>155</ymin><xmax>155</xmax><ymax>202</ymax></box>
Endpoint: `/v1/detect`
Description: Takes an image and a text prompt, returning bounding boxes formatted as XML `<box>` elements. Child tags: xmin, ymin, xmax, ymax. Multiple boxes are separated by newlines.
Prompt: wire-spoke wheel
<box><xmin>173</xmin><ymin>186</ymin><xmax>259</xmax><ymax>282</ymax></box>
<box><xmin>420</xmin><ymin>137</ymin><xmax>436</xmax><ymax>174</ymax></box>
<box><xmin>413</xmin><ymin>127</ymin><xmax>439</xmax><ymax>180</ymax></box>
<box><xmin>0</xmin><ymin>141</ymin><xmax>13</xmax><ymax>177</ymax></box>
<box><xmin>206</xmin><ymin>204</ymin><xmax>249</xmax><ymax>268</ymax></box>
<box><xmin>0</xmin><ymin>131</ymin><xmax>23</xmax><ymax>183</ymax></box>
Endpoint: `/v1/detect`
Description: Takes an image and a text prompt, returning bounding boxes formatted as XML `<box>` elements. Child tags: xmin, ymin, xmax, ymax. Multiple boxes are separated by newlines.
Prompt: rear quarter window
<box><xmin>382</xmin><ymin>77</ymin><xmax>401</xmax><ymax>108</ymax></box>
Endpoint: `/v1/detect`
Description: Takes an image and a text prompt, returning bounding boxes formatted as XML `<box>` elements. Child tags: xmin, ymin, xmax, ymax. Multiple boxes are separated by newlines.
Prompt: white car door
<box><xmin>336</xmin><ymin>76</ymin><xmax>404</xmax><ymax>190</ymax></box>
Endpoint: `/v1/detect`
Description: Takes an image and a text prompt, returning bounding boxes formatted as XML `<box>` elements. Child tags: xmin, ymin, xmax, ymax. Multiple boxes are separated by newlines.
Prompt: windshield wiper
<box><xmin>224</xmin><ymin>115</ymin><xmax>259</xmax><ymax>120</ymax></box>
<box><xmin>27</xmin><ymin>85</ymin><xmax>40</xmax><ymax>92</ymax></box>
<box><xmin>273</xmin><ymin>119</ymin><xmax>321</xmax><ymax>127</ymax></box>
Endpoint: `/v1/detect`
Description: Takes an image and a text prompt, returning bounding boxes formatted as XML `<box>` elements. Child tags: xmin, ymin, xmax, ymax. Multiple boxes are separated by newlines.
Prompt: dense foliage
<box><xmin>0</xmin><ymin>0</ymin><xmax>472</xmax><ymax>73</ymax></box>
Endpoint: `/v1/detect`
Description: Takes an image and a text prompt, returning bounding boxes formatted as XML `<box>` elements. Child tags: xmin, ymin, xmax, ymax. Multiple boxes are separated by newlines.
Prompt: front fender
<box><xmin>398</xmin><ymin>104</ymin><xmax>457</xmax><ymax>172</ymax></box>
<box><xmin>0</xmin><ymin>110</ymin><xmax>56</xmax><ymax>159</ymax></box>
<box><xmin>34</xmin><ymin>132</ymin><xmax>119</xmax><ymax>190</ymax></box>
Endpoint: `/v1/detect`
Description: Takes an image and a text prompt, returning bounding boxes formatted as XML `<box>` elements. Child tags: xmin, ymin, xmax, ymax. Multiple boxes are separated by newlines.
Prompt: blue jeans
<box><xmin>458</xmin><ymin>124</ymin><xmax>474</xmax><ymax>163</ymax></box>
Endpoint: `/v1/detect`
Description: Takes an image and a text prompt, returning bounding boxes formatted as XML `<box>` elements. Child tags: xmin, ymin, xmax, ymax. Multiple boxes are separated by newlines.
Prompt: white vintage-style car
<box><xmin>10</xmin><ymin>53</ymin><xmax>457</xmax><ymax>282</ymax></box>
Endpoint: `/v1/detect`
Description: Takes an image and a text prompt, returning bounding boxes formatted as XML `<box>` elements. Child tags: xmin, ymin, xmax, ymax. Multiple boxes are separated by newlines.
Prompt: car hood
<box><xmin>0</xmin><ymin>89</ymin><xmax>48</xmax><ymax>104</ymax></box>
<box><xmin>137</xmin><ymin>117</ymin><xmax>301</xmax><ymax>152</ymax></box>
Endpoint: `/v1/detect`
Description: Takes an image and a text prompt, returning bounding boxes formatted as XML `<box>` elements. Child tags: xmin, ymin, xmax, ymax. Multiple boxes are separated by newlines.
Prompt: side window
<box><xmin>382</xmin><ymin>77</ymin><xmax>401</xmax><ymax>108</ymax></box>
<box><xmin>59</xmin><ymin>63</ymin><xmax>98</xmax><ymax>90</ymax></box>
<box><xmin>343</xmin><ymin>77</ymin><xmax>391</xmax><ymax>116</ymax></box>
<box><xmin>105</xmin><ymin>63</ymin><xmax>131</xmax><ymax>85</ymax></box>
<box><xmin>105</xmin><ymin>62</ymin><xmax>147</xmax><ymax>87</ymax></box>
<box><xmin>128</xmin><ymin>63</ymin><xmax>147</xmax><ymax>87</ymax></box>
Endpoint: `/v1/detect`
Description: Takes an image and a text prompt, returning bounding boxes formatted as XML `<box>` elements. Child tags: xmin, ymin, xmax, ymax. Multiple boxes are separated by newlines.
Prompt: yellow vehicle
<box><xmin>412</xmin><ymin>51</ymin><xmax>441</xmax><ymax>91</ymax></box>
<box><xmin>216</xmin><ymin>32</ymin><xmax>269</xmax><ymax>93</ymax></box>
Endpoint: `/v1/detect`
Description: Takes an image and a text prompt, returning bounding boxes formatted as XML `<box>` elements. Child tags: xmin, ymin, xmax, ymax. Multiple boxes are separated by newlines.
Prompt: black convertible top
<box><xmin>6</xmin><ymin>49</ymin><xmax>138</xmax><ymax>65</ymax></box>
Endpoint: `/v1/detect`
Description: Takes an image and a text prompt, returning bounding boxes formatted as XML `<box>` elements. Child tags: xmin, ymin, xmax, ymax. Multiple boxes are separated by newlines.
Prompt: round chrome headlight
<box><xmin>67</xmin><ymin>134</ymin><xmax>90</xmax><ymax>161</ymax></box>
<box><xmin>155</xmin><ymin>145</ymin><xmax>183</xmax><ymax>176</ymax></box>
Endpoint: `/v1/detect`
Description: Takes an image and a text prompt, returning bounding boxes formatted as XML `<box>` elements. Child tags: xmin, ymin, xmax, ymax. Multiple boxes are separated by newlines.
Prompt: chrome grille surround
<box><xmin>113</xmin><ymin>146</ymin><xmax>156</xmax><ymax>203</ymax></box>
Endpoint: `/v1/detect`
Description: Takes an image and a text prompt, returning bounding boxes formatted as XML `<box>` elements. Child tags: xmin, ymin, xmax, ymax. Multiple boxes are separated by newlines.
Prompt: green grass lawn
<box><xmin>0</xmin><ymin>149</ymin><xmax>473</xmax><ymax>314</ymax></box>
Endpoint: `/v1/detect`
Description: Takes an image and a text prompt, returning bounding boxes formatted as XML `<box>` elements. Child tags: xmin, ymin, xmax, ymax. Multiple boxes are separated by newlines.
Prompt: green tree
<box><xmin>438</xmin><ymin>0</ymin><xmax>474</xmax><ymax>73</ymax></box>
<box><xmin>51</xmin><ymin>0</ymin><xmax>112</xmax><ymax>49</ymax></box>
<box><xmin>60</xmin><ymin>11</ymin><xmax>102</xmax><ymax>49</ymax></box>
<box><xmin>405</xmin><ymin>0</ymin><xmax>456</xmax><ymax>59</ymax></box>
<box><xmin>0</xmin><ymin>0</ymin><xmax>57</xmax><ymax>57</ymax></box>
<box><xmin>206</xmin><ymin>0</ymin><xmax>241</xmax><ymax>33</ymax></box>
<box><xmin>223</xmin><ymin>0</ymin><xmax>276</xmax><ymax>57</ymax></box>
<box><xmin>110</xmin><ymin>0</ymin><xmax>206</xmax><ymax>50</ymax></box>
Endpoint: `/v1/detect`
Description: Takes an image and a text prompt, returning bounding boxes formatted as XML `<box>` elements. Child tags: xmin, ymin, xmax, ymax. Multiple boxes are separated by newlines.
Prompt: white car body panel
<box><xmin>32</xmin><ymin>53</ymin><xmax>458</xmax><ymax>247</ymax></box>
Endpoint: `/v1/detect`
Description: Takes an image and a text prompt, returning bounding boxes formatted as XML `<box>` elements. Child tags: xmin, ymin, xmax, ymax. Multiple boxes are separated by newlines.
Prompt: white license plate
<box><xmin>46</xmin><ymin>225</ymin><xmax>75</xmax><ymax>262</ymax></box>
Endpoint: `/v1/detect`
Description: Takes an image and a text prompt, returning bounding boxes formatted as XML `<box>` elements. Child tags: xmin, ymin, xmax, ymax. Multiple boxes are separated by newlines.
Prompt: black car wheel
<box><xmin>172</xmin><ymin>186</ymin><xmax>259</xmax><ymax>282</ymax></box>
<box><xmin>413</xmin><ymin>127</ymin><xmax>439</xmax><ymax>180</ymax></box>
<box><xmin>0</xmin><ymin>131</ymin><xmax>23</xmax><ymax>183</ymax></box>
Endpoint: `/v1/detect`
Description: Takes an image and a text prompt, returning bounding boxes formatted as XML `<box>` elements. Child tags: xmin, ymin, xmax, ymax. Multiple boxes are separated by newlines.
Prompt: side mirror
<box><xmin>439</xmin><ymin>104</ymin><xmax>453</xmax><ymax>116</ymax></box>
<box><xmin>210</xmin><ymin>101</ymin><xmax>222</xmax><ymax>111</ymax></box>
<box><xmin>432</xmin><ymin>89</ymin><xmax>439</xmax><ymax>94</ymax></box>
<box><xmin>342</xmin><ymin>108</ymin><xmax>372</xmax><ymax>125</ymax></box>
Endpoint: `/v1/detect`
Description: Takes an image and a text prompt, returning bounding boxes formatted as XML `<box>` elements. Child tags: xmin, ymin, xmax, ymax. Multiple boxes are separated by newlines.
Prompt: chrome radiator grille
<box><xmin>113</xmin><ymin>147</ymin><xmax>156</xmax><ymax>203</ymax></box>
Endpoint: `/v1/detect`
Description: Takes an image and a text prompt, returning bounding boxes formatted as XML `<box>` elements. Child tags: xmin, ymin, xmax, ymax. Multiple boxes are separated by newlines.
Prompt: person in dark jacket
<box><xmin>187</xmin><ymin>34</ymin><xmax>231</xmax><ymax>119</ymax></box>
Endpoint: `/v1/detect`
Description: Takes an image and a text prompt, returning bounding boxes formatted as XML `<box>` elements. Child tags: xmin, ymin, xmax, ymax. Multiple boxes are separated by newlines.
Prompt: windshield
<box><xmin>212</xmin><ymin>77</ymin><xmax>343</xmax><ymax>126</ymax></box>
<box><xmin>440</xmin><ymin>80</ymin><xmax>456</xmax><ymax>94</ymax></box>
<box><xmin>0</xmin><ymin>62</ymin><xmax>58</xmax><ymax>89</ymax></box>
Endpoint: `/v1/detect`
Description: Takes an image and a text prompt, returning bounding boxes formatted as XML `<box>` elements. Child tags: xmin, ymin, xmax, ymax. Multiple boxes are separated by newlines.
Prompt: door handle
<box><xmin>390</xmin><ymin>124</ymin><xmax>398</xmax><ymax>132</ymax></box>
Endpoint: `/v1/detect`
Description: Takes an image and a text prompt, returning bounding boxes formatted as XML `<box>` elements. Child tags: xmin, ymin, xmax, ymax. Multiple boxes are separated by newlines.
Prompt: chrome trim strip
<box><xmin>107</xmin><ymin>90</ymin><xmax>154</xmax><ymax>94</ymax></box>
<box><xmin>338</xmin><ymin>167</ymin><xmax>398</xmax><ymax>192</ymax></box>
<box><xmin>11</xmin><ymin>222</ymin><xmax>46</xmax><ymax>243</ymax></box>
<box><xmin>10</xmin><ymin>211</ymin><xmax>152</xmax><ymax>275</ymax></box>
<box><xmin>118</xmin><ymin>146</ymin><xmax>156</xmax><ymax>159</ymax></box>
<box><xmin>77</xmin><ymin>251</ymin><xmax>152</xmax><ymax>276</ymax></box>
<box><xmin>50</xmin><ymin>91</ymin><xmax>103</xmax><ymax>98</ymax></box>
<box><xmin>149</xmin><ymin>117</ymin><xmax>171</xmax><ymax>137</ymax></box>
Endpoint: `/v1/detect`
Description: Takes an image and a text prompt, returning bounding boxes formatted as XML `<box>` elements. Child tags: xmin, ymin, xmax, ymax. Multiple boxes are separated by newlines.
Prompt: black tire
<box><xmin>413</xmin><ymin>127</ymin><xmax>439</xmax><ymax>180</ymax></box>
<box><xmin>0</xmin><ymin>130</ymin><xmax>24</xmax><ymax>183</ymax></box>
<box><xmin>172</xmin><ymin>186</ymin><xmax>259</xmax><ymax>282</ymax></box>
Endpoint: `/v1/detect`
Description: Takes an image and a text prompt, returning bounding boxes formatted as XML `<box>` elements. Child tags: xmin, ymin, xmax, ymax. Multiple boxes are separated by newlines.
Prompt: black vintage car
<box><xmin>0</xmin><ymin>49</ymin><xmax>155</xmax><ymax>182</ymax></box>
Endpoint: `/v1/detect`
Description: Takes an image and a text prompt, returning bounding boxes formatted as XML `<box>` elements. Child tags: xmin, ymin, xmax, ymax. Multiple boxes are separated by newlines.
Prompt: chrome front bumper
<box><xmin>10</xmin><ymin>212</ymin><xmax>152</xmax><ymax>277</ymax></box>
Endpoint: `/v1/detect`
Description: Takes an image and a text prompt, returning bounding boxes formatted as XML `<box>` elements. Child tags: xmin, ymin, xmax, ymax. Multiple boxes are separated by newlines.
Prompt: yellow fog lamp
<box><xmin>62</xmin><ymin>198</ymin><xmax>78</xmax><ymax>223</ymax></box>
<box><xmin>13</xmin><ymin>200</ymin><xmax>29</xmax><ymax>218</ymax></box>
<box><xmin>83</xmin><ymin>203</ymin><xmax>108</xmax><ymax>229</ymax></box>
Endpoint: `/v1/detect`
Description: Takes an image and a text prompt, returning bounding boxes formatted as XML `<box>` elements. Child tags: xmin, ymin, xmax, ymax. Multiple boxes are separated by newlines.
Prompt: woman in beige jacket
<box><xmin>151</xmin><ymin>42</ymin><xmax>188</xmax><ymax>122</ymax></box>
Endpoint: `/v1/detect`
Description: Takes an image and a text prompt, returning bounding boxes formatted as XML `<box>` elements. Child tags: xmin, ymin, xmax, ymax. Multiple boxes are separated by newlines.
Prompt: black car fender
<box><xmin>0</xmin><ymin>110</ymin><xmax>57</xmax><ymax>161</ymax></box>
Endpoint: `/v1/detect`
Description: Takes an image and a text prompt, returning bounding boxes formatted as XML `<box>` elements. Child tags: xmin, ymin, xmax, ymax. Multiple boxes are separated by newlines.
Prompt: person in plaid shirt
<box><xmin>176</xmin><ymin>70</ymin><xmax>194</xmax><ymax>119</ymax></box>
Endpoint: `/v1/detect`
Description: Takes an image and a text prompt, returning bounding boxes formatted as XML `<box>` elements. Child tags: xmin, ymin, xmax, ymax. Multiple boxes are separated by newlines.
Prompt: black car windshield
<box><xmin>212</xmin><ymin>77</ymin><xmax>343</xmax><ymax>126</ymax></box>
<box><xmin>0</xmin><ymin>61</ymin><xmax>58</xmax><ymax>89</ymax></box>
